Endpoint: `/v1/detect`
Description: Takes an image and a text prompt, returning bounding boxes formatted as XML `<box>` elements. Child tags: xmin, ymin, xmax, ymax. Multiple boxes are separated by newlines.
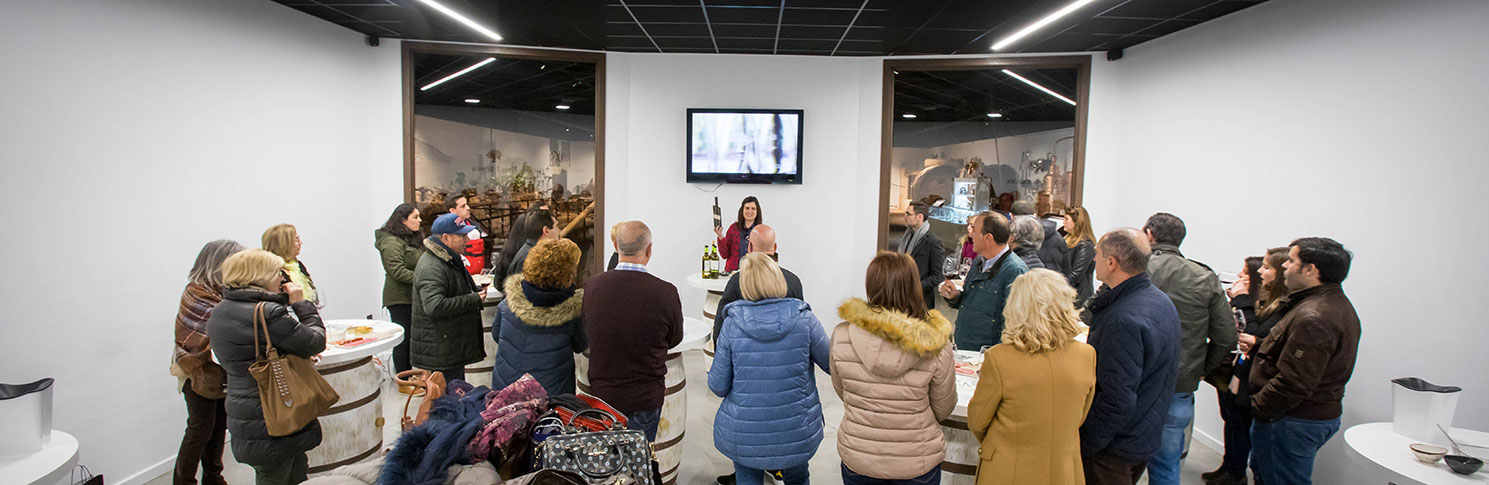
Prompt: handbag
<box><xmin>534</xmin><ymin>408</ymin><xmax>655</xmax><ymax>485</ymax></box>
<box><xmin>395</xmin><ymin>369</ymin><xmax>445</xmax><ymax>431</ymax></box>
<box><xmin>247</xmin><ymin>302</ymin><xmax>340</xmax><ymax>436</ymax></box>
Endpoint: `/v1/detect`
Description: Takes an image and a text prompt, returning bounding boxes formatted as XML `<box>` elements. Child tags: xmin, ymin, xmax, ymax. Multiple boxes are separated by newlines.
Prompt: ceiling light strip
<box><xmin>414</xmin><ymin>0</ymin><xmax>503</xmax><ymax>42</ymax></box>
<box><xmin>1002</xmin><ymin>70</ymin><xmax>1076</xmax><ymax>105</ymax></box>
<box><xmin>990</xmin><ymin>0</ymin><xmax>1095</xmax><ymax>51</ymax></box>
<box><xmin>421</xmin><ymin>57</ymin><xmax>496</xmax><ymax>91</ymax></box>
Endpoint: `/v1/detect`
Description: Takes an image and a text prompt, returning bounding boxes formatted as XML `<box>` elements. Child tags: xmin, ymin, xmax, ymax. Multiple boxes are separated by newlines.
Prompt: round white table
<box><xmin>0</xmin><ymin>430</ymin><xmax>78</xmax><ymax>485</ymax></box>
<box><xmin>574</xmin><ymin>315</ymin><xmax>710</xmax><ymax>485</ymax></box>
<box><xmin>309</xmin><ymin>320</ymin><xmax>403</xmax><ymax>474</ymax></box>
<box><xmin>1344</xmin><ymin>422</ymin><xmax>1489</xmax><ymax>484</ymax></box>
<box><xmin>685</xmin><ymin>273</ymin><xmax>729</xmax><ymax>356</ymax></box>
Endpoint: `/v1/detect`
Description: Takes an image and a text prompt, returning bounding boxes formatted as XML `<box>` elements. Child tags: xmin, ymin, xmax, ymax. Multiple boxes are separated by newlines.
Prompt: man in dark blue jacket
<box><xmin>1078</xmin><ymin>228</ymin><xmax>1181</xmax><ymax>485</ymax></box>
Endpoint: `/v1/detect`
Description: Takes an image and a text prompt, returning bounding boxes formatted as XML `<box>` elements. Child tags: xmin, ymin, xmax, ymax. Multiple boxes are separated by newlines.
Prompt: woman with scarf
<box><xmin>170</xmin><ymin>239</ymin><xmax>244</xmax><ymax>485</ymax></box>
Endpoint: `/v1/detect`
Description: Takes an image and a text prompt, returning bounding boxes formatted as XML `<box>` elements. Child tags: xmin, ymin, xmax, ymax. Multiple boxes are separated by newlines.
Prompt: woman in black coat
<box><xmin>1060</xmin><ymin>207</ymin><xmax>1097</xmax><ymax>308</ymax></box>
<box><xmin>206</xmin><ymin>249</ymin><xmax>327</xmax><ymax>485</ymax></box>
<box><xmin>1206</xmin><ymin>248</ymin><xmax>1288</xmax><ymax>485</ymax></box>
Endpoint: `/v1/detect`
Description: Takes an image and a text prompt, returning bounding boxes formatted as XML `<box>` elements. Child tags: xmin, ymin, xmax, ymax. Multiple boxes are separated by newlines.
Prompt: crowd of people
<box><xmin>167</xmin><ymin>194</ymin><xmax>1359</xmax><ymax>485</ymax></box>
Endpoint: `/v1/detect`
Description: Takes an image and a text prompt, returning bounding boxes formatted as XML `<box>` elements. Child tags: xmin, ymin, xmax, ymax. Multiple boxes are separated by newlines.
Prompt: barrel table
<box><xmin>684</xmin><ymin>273</ymin><xmax>728</xmax><ymax>356</ymax></box>
<box><xmin>308</xmin><ymin>320</ymin><xmax>403</xmax><ymax>474</ymax></box>
<box><xmin>575</xmin><ymin>316</ymin><xmax>711</xmax><ymax>485</ymax></box>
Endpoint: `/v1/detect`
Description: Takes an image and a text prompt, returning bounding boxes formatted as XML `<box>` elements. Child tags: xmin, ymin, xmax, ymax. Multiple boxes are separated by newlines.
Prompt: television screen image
<box><xmin>687</xmin><ymin>109</ymin><xmax>803</xmax><ymax>184</ymax></box>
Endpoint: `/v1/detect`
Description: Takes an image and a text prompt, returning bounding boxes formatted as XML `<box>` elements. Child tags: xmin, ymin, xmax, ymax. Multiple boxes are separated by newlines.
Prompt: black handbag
<box><xmin>534</xmin><ymin>408</ymin><xmax>655</xmax><ymax>485</ymax></box>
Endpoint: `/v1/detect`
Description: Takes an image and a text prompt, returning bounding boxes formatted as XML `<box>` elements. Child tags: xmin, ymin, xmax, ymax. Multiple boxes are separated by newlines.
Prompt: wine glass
<box><xmin>943</xmin><ymin>256</ymin><xmax>959</xmax><ymax>279</ymax></box>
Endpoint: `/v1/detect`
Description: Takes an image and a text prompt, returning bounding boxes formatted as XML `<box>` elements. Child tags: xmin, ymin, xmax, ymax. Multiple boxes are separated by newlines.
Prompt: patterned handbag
<box><xmin>534</xmin><ymin>408</ymin><xmax>654</xmax><ymax>485</ymax></box>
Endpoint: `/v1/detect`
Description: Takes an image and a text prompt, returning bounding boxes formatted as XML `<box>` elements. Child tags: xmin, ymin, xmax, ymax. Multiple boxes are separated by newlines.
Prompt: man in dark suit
<box><xmin>900</xmin><ymin>201</ymin><xmax>945</xmax><ymax>310</ymax></box>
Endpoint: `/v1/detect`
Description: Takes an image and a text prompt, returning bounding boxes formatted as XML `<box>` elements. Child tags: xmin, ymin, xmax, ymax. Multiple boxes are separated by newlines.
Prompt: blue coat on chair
<box><xmin>492</xmin><ymin>275</ymin><xmax>587</xmax><ymax>397</ymax></box>
<box><xmin>708</xmin><ymin>298</ymin><xmax>832</xmax><ymax>470</ymax></box>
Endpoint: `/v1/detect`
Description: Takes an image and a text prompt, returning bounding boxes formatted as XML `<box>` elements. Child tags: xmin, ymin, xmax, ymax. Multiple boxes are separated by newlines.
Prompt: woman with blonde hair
<box><xmin>831</xmin><ymin>252</ymin><xmax>956</xmax><ymax>485</ymax></box>
<box><xmin>1061</xmin><ymin>206</ymin><xmax>1097</xmax><ymax>308</ymax></box>
<box><xmin>967</xmin><ymin>268</ymin><xmax>1096</xmax><ymax>485</ymax></box>
<box><xmin>709</xmin><ymin>252</ymin><xmax>830</xmax><ymax>485</ymax></box>
<box><xmin>491</xmin><ymin>238</ymin><xmax>587</xmax><ymax>396</ymax></box>
<box><xmin>206</xmin><ymin>249</ymin><xmax>326</xmax><ymax>485</ymax></box>
<box><xmin>262</xmin><ymin>224</ymin><xmax>319</xmax><ymax>306</ymax></box>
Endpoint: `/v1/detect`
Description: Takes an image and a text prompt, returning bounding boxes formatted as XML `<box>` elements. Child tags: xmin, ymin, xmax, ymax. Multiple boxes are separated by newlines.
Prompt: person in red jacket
<box><xmin>714</xmin><ymin>196</ymin><xmax>762</xmax><ymax>274</ymax></box>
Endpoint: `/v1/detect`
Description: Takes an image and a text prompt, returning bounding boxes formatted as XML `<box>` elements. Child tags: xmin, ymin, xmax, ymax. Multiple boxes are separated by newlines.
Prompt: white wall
<box><xmin>1083</xmin><ymin>0</ymin><xmax>1489</xmax><ymax>482</ymax></box>
<box><xmin>0</xmin><ymin>1</ymin><xmax>402</xmax><ymax>483</ymax></box>
<box><xmin>603</xmin><ymin>53</ymin><xmax>883</xmax><ymax>326</ymax></box>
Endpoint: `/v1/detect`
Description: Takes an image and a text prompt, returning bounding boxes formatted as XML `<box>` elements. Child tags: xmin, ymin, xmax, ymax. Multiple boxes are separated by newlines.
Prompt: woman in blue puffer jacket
<box><xmin>709</xmin><ymin>252</ymin><xmax>831</xmax><ymax>485</ymax></box>
<box><xmin>491</xmin><ymin>238</ymin><xmax>587</xmax><ymax>397</ymax></box>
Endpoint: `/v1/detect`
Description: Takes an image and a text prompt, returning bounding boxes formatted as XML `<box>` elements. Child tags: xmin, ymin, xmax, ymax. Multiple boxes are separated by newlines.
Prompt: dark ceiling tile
<box><xmin>716</xmin><ymin>37</ymin><xmax>778</xmax><ymax>50</ymax></box>
<box><xmin>1179</xmin><ymin>0</ymin><xmax>1264</xmax><ymax>21</ymax></box>
<box><xmin>778</xmin><ymin>24</ymin><xmax>852</xmax><ymax>39</ymax></box>
<box><xmin>641</xmin><ymin>22</ymin><xmax>714</xmax><ymax>37</ymax></box>
<box><xmin>781</xmin><ymin>7</ymin><xmax>860</xmax><ymax>26</ymax></box>
<box><xmin>706</xmin><ymin>6</ymin><xmax>781</xmax><ymax>24</ymax></box>
<box><xmin>775</xmin><ymin>38</ymin><xmax>840</xmax><ymax>51</ymax></box>
<box><xmin>628</xmin><ymin>5</ymin><xmax>707</xmax><ymax>22</ymax></box>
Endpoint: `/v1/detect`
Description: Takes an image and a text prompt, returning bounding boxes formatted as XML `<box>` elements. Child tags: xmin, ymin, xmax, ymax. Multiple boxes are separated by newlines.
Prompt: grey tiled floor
<box><xmin>153</xmin><ymin>349</ymin><xmax>1224</xmax><ymax>485</ymax></box>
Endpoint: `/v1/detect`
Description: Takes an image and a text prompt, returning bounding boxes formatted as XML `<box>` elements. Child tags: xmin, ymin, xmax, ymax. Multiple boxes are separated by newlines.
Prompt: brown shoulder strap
<box><xmin>252</xmin><ymin>302</ymin><xmax>274</xmax><ymax>358</ymax></box>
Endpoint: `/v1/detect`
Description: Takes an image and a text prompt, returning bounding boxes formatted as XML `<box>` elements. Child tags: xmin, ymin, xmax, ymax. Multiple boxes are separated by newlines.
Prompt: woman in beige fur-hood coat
<box><xmin>831</xmin><ymin>297</ymin><xmax>957</xmax><ymax>480</ymax></box>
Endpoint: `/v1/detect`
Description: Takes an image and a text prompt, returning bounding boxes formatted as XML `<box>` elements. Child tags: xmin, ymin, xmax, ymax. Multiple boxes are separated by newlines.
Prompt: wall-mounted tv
<box><xmin>687</xmin><ymin>108</ymin><xmax>803</xmax><ymax>184</ymax></box>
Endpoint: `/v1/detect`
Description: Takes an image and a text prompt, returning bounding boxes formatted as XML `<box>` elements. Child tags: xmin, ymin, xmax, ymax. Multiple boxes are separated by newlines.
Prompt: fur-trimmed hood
<box><xmin>501</xmin><ymin>275</ymin><xmax>582</xmax><ymax>327</ymax></box>
<box><xmin>423</xmin><ymin>236</ymin><xmax>459</xmax><ymax>263</ymax></box>
<box><xmin>837</xmin><ymin>298</ymin><xmax>952</xmax><ymax>371</ymax></box>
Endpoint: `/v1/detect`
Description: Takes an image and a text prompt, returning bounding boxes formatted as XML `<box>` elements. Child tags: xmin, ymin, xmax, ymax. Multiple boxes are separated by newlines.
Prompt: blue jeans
<box><xmin>1250</xmin><ymin>416</ymin><xmax>1340</xmax><ymax>485</ymax></box>
<box><xmin>841</xmin><ymin>463</ymin><xmax>939</xmax><ymax>485</ymax></box>
<box><xmin>1146</xmin><ymin>392</ymin><xmax>1194</xmax><ymax>485</ymax></box>
<box><xmin>736</xmin><ymin>463</ymin><xmax>809</xmax><ymax>485</ymax></box>
<box><xmin>626</xmin><ymin>408</ymin><xmax>661</xmax><ymax>442</ymax></box>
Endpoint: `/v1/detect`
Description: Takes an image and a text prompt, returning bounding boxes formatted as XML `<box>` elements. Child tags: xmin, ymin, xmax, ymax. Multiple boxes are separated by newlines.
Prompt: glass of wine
<box><xmin>943</xmin><ymin>256</ymin><xmax>959</xmax><ymax>280</ymax></box>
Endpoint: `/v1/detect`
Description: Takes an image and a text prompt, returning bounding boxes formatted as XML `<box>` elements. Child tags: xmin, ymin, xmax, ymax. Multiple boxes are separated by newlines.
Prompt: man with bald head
<box><xmin>1079</xmin><ymin>228</ymin><xmax>1182</xmax><ymax>485</ymax></box>
<box><xmin>711</xmin><ymin>224</ymin><xmax>803</xmax><ymax>345</ymax></box>
<box><xmin>582</xmin><ymin>220</ymin><xmax>684</xmax><ymax>441</ymax></box>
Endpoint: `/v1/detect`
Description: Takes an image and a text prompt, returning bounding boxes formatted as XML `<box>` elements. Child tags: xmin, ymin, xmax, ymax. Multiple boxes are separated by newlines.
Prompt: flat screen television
<box><xmin>687</xmin><ymin>108</ymin><xmax>803</xmax><ymax>184</ymax></box>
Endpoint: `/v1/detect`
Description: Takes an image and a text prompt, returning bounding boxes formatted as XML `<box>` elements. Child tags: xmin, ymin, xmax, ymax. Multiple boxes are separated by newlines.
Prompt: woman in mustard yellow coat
<box><xmin>967</xmin><ymin>269</ymin><xmax>1097</xmax><ymax>485</ymax></box>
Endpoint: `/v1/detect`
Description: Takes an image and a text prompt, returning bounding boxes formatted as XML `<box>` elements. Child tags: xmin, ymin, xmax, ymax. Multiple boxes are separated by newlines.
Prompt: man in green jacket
<box><xmin>1141</xmin><ymin>213</ymin><xmax>1237</xmax><ymax>485</ymax></box>
<box><xmin>411</xmin><ymin>213</ymin><xmax>488</xmax><ymax>381</ymax></box>
<box><xmin>939</xmin><ymin>212</ymin><xmax>1028</xmax><ymax>351</ymax></box>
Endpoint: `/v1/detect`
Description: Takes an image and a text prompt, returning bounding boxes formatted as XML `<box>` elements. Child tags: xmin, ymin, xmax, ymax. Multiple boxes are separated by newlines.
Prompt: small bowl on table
<box><xmin>1444</xmin><ymin>455</ymin><xmax>1484</xmax><ymax>476</ymax></box>
<box><xmin>1410</xmin><ymin>443</ymin><xmax>1447</xmax><ymax>464</ymax></box>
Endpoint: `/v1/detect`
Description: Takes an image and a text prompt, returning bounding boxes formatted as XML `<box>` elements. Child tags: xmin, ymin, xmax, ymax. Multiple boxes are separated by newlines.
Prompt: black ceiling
<box><xmin>272</xmin><ymin>0</ymin><xmax>1266</xmax><ymax>57</ymax></box>
<box><xmin>895</xmin><ymin>68</ymin><xmax>1077</xmax><ymax>122</ymax></box>
<box><xmin>414</xmin><ymin>53</ymin><xmax>597</xmax><ymax>113</ymax></box>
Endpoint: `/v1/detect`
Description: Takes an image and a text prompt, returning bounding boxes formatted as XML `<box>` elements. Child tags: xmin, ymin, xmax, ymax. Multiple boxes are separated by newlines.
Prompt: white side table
<box><xmin>0</xmin><ymin>431</ymin><xmax>79</xmax><ymax>485</ymax></box>
<box><xmin>1343</xmin><ymin>422</ymin><xmax>1489</xmax><ymax>484</ymax></box>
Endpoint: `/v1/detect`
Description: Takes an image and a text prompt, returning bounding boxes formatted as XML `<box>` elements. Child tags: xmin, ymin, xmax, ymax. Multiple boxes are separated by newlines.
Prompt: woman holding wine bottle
<box><xmin>714</xmin><ymin>196</ymin><xmax>763</xmax><ymax>274</ymax></box>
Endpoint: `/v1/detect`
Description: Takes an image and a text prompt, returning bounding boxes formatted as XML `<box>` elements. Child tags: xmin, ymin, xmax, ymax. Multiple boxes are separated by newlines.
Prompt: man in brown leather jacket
<box><xmin>1248</xmin><ymin>237</ymin><xmax>1360</xmax><ymax>485</ymax></box>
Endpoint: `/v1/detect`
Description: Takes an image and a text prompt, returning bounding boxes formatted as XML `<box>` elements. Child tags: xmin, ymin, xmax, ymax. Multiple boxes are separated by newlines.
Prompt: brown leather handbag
<box><xmin>396</xmin><ymin>369</ymin><xmax>445</xmax><ymax>431</ymax></box>
<box><xmin>248</xmin><ymin>302</ymin><xmax>340</xmax><ymax>436</ymax></box>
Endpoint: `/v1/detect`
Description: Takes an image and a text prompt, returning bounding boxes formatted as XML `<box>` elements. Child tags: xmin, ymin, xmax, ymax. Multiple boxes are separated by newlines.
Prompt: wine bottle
<box><xmin>701</xmin><ymin>245</ymin><xmax>710</xmax><ymax>279</ymax></box>
<box><xmin>710</xmin><ymin>244</ymin><xmax>720</xmax><ymax>278</ymax></box>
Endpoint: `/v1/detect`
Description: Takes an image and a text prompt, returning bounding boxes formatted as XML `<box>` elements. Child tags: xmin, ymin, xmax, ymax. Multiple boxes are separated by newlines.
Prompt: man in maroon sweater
<box><xmin>583</xmin><ymin>220</ymin><xmax>683</xmax><ymax>441</ymax></box>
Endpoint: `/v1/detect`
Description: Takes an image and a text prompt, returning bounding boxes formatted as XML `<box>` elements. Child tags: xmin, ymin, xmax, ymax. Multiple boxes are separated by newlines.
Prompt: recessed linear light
<box><xmin>555</xmin><ymin>105</ymin><xmax>571</xmax><ymax>110</ymax></box>
<box><xmin>991</xmin><ymin>0</ymin><xmax>1095</xmax><ymax>51</ymax></box>
<box><xmin>1002</xmin><ymin>70</ymin><xmax>1076</xmax><ymax>106</ymax></box>
<box><xmin>464</xmin><ymin>99</ymin><xmax>480</xmax><ymax>104</ymax></box>
<box><xmin>902</xmin><ymin>113</ymin><xmax>917</xmax><ymax>119</ymax></box>
<box><xmin>414</xmin><ymin>0</ymin><xmax>502</xmax><ymax>42</ymax></box>
<box><xmin>421</xmin><ymin>57</ymin><xmax>496</xmax><ymax>91</ymax></box>
<box><xmin>987</xmin><ymin>113</ymin><xmax>1003</xmax><ymax>118</ymax></box>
